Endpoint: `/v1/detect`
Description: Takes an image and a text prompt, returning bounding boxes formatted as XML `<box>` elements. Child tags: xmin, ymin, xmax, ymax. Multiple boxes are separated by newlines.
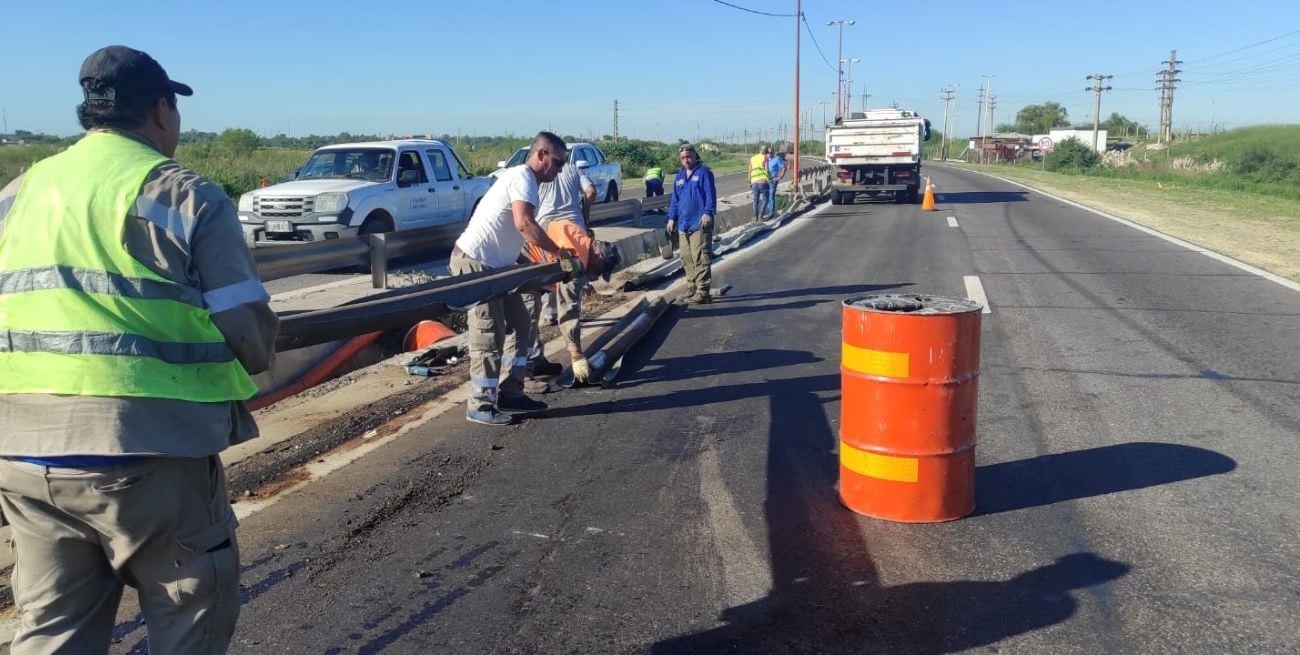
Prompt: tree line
<box><xmin>994</xmin><ymin>102</ymin><xmax>1146</xmax><ymax>138</ymax></box>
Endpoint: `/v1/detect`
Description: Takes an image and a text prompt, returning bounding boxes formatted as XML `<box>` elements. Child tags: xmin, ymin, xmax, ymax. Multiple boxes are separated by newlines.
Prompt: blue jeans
<box><xmin>751</xmin><ymin>182</ymin><xmax>769</xmax><ymax>219</ymax></box>
<box><xmin>765</xmin><ymin>180</ymin><xmax>779</xmax><ymax>216</ymax></box>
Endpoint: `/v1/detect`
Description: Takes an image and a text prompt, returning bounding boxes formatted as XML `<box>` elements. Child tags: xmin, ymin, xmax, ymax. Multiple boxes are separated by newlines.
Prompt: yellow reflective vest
<box><xmin>0</xmin><ymin>131</ymin><xmax>258</xmax><ymax>401</ymax></box>
<box><xmin>749</xmin><ymin>154</ymin><xmax>771</xmax><ymax>184</ymax></box>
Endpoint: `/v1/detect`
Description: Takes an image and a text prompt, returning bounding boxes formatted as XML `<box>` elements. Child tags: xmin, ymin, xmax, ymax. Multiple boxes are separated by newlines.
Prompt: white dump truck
<box><xmin>825</xmin><ymin>109</ymin><xmax>932</xmax><ymax>205</ymax></box>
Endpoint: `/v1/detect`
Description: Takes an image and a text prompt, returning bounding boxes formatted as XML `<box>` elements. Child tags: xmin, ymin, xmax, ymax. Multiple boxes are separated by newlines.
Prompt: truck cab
<box><xmin>826</xmin><ymin>109</ymin><xmax>932</xmax><ymax>205</ymax></box>
<box><xmin>237</xmin><ymin>139</ymin><xmax>490</xmax><ymax>246</ymax></box>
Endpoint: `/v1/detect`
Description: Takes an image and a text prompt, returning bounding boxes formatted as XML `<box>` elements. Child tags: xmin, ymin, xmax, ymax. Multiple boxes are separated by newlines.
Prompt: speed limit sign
<box><xmin>1038</xmin><ymin>136</ymin><xmax>1054</xmax><ymax>152</ymax></box>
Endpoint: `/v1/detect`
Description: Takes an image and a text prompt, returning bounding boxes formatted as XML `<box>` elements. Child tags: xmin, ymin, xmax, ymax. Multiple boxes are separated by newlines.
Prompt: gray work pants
<box><xmin>0</xmin><ymin>455</ymin><xmax>240</xmax><ymax>655</ymax></box>
<box><xmin>450</xmin><ymin>253</ymin><xmax>532</xmax><ymax>410</ymax></box>
<box><xmin>679</xmin><ymin>228</ymin><xmax>712</xmax><ymax>296</ymax></box>
<box><xmin>556</xmin><ymin>277</ymin><xmax>584</xmax><ymax>353</ymax></box>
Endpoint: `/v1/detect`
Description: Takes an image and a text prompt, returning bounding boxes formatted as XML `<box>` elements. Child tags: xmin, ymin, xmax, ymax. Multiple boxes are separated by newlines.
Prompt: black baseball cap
<box><xmin>79</xmin><ymin>45</ymin><xmax>192</xmax><ymax>104</ymax></box>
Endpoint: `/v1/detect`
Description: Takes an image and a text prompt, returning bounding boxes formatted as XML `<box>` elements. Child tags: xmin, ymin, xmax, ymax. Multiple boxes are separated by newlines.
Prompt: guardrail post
<box><xmin>632</xmin><ymin>200</ymin><xmax>644</xmax><ymax>228</ymax></box>
<box><xmin>370</xmin><ymin>233</ymin><xmax>388</xmax><ymax>289</ymax></box>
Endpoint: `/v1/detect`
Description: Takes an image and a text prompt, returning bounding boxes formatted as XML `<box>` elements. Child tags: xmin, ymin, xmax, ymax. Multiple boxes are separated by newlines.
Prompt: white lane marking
<box><xmin>964</xmin><ymin>275</ymin><xmax>992</xmax><ymax>314</ymax></box>
<box><xmin>947</xmin><ymin>216</ymin><xmax>959</xmax><ymax>228</ymax></box>
<box><xmin>956</xmin><ymin>166</ymin><xmax>1300</xmax><ymax>294</ymax></box>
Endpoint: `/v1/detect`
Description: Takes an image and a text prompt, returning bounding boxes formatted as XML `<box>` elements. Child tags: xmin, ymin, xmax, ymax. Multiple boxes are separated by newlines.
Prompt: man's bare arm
<box><xmin>512</xmin><ymin>200</ymin><xmax>561</xmax><ymax>255</ymax></box>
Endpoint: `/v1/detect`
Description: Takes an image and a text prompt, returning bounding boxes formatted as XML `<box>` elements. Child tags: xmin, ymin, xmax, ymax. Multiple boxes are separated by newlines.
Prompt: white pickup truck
<box><xmin>826</xmin><ymin>108</ymin><xmax>932</xmax><ymax>205</ymax></box>
<box><xmin>489</xmin><ymin>141</ymin><xmax>622</xmax><ymax>202</ymax></box>
<box><xmin>237</xmin><ymin>139</ymin><xmax>491</xmax><ymax>245</ymax></box>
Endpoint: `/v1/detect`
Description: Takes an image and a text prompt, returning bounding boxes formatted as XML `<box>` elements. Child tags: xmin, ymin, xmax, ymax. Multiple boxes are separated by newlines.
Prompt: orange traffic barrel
<box><xmin>840</xmin><ymin>294</ymin><xmax>983</xmax><ymax>522</ymax></box>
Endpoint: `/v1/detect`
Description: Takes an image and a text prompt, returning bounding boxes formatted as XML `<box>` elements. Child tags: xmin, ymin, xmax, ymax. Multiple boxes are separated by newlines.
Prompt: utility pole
<box><xmin>612</xmin><ymin>99</ymin><xmax>620</xmax><ymax>143</ymax></box>
<box><xmin>841</xmin><ymin>58</ymin><xmax>860</xmax><ymax>118</ymax></box>
<box><xmin>1156</xmin><ymin>50</ymin><xmax>1182</xmax><ymax>144</ymax></box>
<box><xmin>827</xmin><ymin>18</ymin><xmax>855</xmax><ymax>123</ymax></box>
<box><xmin>988</xmin><ymin>96</ymin><xmax>998</xmax><ymax>133</ymax></box>
<box><xmin>1086</xmin><ymin>74</ymin><xmax>1114</xmax><ymax>152</ymax></box>
<box><xmin>861</xmin><ymin>85</ymin><xmax>872</xmax><ymax>112</ymax></box>
<box><xmin>940</xmin><ymin>87</ymin><xmax>956</xmax><ymax>160</ymax></box>
<box><xmin>793</xmin><ymin>0</ymin><xmax>801</xmax><ymax>184</ymax></box>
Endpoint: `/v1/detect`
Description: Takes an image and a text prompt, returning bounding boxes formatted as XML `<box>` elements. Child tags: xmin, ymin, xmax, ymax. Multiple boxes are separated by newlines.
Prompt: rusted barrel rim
<box><xmin>844</xmin><ymin>294</ymin><xmax>983</xmax><ymax>316</ymax></box>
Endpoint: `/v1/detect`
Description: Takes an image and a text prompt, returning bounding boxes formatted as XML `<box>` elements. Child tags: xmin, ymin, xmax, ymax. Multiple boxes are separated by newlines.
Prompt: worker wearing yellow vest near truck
<box><xmin>0</xmin><ymin>46</ymin><xmax>278</xmax><ymax>654</ymax></box>
<box><xmin>644</xmin><ymin>165</ymin><xmax>664</xmax><ymax>198</ymax></box>
<box><xmin>748</xmin><ymin>145</ymin><xmax>772</xmax><ymax>221</ymax></box>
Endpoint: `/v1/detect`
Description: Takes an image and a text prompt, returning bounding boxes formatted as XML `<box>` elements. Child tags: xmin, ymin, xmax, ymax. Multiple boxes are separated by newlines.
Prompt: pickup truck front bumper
<box><xmin>240</xmin><ymin>219</ymin><xmax>360</xmax><ymax>247</ymax></box>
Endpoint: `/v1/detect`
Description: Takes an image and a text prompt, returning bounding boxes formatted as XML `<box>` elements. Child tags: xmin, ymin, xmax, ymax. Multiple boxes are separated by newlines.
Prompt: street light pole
<box><xmin>827</xmin><ymin>18</ymin><xmax>855</xmax><ymax>123</ymax></box>
<box><xmin>841</xmin><ymin>58</ymin><xmax>860</xmax><ymax>118</ymax></box>
<box><xmin>793</xmin><ymin>0</ymin><xmax>801</xmax><ymax>187</ymax></box>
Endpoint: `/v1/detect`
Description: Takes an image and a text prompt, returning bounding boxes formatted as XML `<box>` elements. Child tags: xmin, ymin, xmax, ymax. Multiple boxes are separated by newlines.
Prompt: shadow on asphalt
<box><xmin>937</xmin><ymin>191</ymin><xmax>1029</xmax><ymax>204</ymax></box>
<box><xmin>649</xmin><ymin>377</ymin><xmax>1131</xmax><ymax>654</ymax></box>
<box><xmin>974</xmin><ymin>442</ymin><xmax>1237</xmax><ymax>516</ymax></box>
<box><xmin>718</xmin><ymin>283</ymin><xmax>910</xmax><ymax>304</ymax></box>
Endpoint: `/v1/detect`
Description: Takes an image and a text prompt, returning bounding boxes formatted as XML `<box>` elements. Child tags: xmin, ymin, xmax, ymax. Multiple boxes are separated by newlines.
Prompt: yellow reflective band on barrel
<box><xmin>841</xmin><ymin>342</ymin><xmax>909</xmax><ymax>378</ymax></box>
<box><xmin>840</xmin><ymin>441</ymin><xmax>919</xmax><ymax>483</ymax></box>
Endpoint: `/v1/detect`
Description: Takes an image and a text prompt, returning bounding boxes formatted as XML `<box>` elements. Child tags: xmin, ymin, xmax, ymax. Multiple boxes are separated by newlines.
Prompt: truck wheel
<box><xmin>606</xmin><ymin>182</ymin><xmax>619</xmax><ymax>203</ymax></box>
<box><xmin>831</xmin><ymin>191</ymin><xmax>844</xmax><ymax>205</ymax></box>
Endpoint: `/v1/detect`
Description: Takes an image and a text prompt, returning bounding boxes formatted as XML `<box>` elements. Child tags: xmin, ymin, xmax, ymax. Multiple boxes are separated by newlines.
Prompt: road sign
<box><xmin>1038</xmin><ymin>136</ymin><xmax>1054</xmax><ymax>152</ymax></box>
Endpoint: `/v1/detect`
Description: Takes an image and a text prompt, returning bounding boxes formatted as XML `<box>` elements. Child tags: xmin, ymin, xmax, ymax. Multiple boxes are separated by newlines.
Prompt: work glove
<box><xmin>571</xmin><ymin>355</ymin><xmax>592</xmax><ymax>382</ymax></box>
<box><xmin>700</xmin><ymin>214</ymin><xmax>713</xmax><ymax>230</ymax></box>
<box><xmin>665</xmin><ymin>219</ymin><xmax>676</xmax><ymax>237</ymax></box>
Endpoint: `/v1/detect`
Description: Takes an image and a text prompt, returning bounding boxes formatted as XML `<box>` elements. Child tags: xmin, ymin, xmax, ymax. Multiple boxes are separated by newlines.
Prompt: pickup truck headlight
<box><xmin>315</xmin><ymin>192</ymin><xmax>348</xmax><ymax>213</ymax></box>
<box><xmin>238</xmin><ymin>192</ymin><xmax>254</xmax><ymax>212</ymax></box>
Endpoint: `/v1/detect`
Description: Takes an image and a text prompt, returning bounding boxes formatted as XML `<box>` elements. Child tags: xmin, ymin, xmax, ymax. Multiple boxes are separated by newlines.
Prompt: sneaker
<box><xmin>466</xmin><ymin>407</ymin><xmax>514</xmax><ymax>426</ymax></box>
<box><xmin>528</xmin><ymin>358</ymin><xmax>563</xmax><ymax>377</ymax></box>
<box><xmin>497</xmin><ymin>393</ymin><xmax>549</xmax><ymax>414</ymax></box>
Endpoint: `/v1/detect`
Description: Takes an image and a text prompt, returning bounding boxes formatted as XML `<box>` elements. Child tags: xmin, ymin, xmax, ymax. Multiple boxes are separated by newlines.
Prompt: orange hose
<box><xmin>248</xmin><ymin>331</ymin><xmax>384</xmax><ymax>411</ymax></box>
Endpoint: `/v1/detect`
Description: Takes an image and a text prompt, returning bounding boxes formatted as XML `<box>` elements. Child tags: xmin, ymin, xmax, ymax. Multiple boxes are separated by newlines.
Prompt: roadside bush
<box><xmin>1232</xmin><ymin>146</ymin><xmax>1298</xmax><ymax>184</ymax></box>
<box><xmin>1046</xmin><ymin>137</ymin><xmax>1101</xmax><ymax>172</ymax></box>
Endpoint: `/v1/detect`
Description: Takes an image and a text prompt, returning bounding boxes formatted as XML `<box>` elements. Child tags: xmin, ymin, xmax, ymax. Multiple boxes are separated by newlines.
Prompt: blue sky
<box><xmin>2</xmin><ymin>0</ymin><xmax>1297</xmax><ymax>140</ymax></box>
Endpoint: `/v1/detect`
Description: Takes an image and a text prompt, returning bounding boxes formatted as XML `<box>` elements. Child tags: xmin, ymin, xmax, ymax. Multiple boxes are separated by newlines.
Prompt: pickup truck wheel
<box><xmin>606</xmin><ymin>182</ymin><xmax>619</xmax><ymax>203</ymax></box>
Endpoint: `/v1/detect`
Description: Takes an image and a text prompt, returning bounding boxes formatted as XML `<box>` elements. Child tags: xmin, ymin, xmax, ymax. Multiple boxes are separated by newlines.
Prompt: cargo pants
<box><xmin>678</xmin><ymin>227</ymin><xmax>712</xmax><ymax>297</ymax></box>
<box><xmin>529</xmin><ymin>278</ymin><xmax>585</xmax><ymax>355</ymax></box>
<box><xmin>450</xmin><ymin>253</ymin><xmax>532</xmax><ymax>411</ymax></box>
<box><xmin>0</xmin><ymin>455</ymin><xmax>240</xmax><ymax>655</ymax></box>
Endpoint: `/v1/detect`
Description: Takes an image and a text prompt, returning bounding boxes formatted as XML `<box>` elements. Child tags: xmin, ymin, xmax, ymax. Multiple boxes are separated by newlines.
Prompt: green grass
<box><xmin>1</xmin><ymin>145</ymin><xmax>61</xmax><ymax>188</ymax></box>
<box><xmin>1165</xmin><ymin>125</ymin><xmax>1300</xmax><ymax>163</ymax></box>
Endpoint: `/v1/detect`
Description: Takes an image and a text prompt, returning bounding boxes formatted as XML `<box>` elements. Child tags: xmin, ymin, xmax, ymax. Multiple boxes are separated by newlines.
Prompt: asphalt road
<box><xmin>108</xmin><ymin>165</ymin><xmax>1300</xmax><ymax>653</ymax></box>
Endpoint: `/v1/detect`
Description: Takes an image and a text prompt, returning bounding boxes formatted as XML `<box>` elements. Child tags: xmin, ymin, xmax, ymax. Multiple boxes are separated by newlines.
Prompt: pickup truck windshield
<box><xmin>298</xmin><ymin>148</ymin><xmax>396</xmax><ymax>181</ymax></box>
<box><xmin>505</xmin><ymin>148</ymin><xmax>529</xmax><ymax>168</ymax></box>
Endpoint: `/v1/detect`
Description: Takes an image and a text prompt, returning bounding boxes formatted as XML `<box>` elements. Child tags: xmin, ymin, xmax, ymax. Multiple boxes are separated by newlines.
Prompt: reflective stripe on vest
<box><xmin>749</xmin><ymin>154</ymin><xmax>771</xmax><ymax>183</ymax></box>
<box><xmin>0</xmin><ymin>131</ymin><xmax>258</xmax><ymax>401</ymax></box>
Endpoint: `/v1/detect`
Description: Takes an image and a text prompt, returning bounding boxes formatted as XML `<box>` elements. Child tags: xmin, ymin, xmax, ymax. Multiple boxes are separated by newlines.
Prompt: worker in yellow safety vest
<box><xmin>644</xmin><ymin>165</ymin><xmax>665</xmax><ymax>198</ymax></box>
<box><xmin>748</xmin><ymin>145</ymin><xmax>772</xmax><ymax>221</ymax></box>
<box><xmin>0</xmin><ymin>45</ymin><xmax>277</xmax><ymax>654</ymax></box>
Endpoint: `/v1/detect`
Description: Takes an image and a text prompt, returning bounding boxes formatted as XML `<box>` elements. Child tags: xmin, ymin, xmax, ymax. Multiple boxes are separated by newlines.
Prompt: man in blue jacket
<box><xmin>665</xmin><ymin>143</ymin><xmax>718</xmax><ymax>304</ymax></box>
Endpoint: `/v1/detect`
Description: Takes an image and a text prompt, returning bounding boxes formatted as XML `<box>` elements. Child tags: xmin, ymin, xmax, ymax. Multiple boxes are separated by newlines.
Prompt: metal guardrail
<box><xmin>275</xmin><ymin>263</ymin><xmax>565</xmax><ymax>351</ymax></box>
<box><xmin>254</xmin><ymin>162</ymin><xmax>835</xmax><ymax>287</ymax></box>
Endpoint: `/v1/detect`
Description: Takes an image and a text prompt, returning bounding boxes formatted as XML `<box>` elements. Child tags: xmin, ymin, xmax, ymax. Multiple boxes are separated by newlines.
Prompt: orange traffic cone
<box><xmin>921</xmin><ymin>178</ymin><xmax>936</xmax><ymax>211</ymax></box>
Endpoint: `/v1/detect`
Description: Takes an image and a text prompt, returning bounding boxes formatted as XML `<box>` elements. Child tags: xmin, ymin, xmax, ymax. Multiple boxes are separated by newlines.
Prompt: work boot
<box><xmin>690</xmin><ymin>291</ymin><xmax>713</xmax><ymax>305</ymax></box>
<box><xmin>528</xmin><ymin>357</ymin><xmax>563</xmax><ymax>378</ymax></box>
<box><xmin>466</xmin><ymin>406</ymin><xmax>514</xmax><ymax>426</ymax></box>
<box><xmin>497</xmin><ymin>393</ymin><xmax>549</xmax><ymax>415</ymax></box>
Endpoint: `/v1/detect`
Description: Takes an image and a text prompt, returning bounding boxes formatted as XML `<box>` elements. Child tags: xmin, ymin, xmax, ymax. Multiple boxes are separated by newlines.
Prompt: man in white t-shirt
<box><xmin>450</xmin><ymin>131</ymin><xmax>575</xmax><ymax>426</ymax></box>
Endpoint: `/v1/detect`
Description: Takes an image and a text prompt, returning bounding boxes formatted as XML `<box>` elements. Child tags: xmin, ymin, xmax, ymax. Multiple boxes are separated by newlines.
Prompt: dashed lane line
<box><xmin>964</xmin><ymin>275</ymin><xmax>992</xmax><ymax>314</ymax></box>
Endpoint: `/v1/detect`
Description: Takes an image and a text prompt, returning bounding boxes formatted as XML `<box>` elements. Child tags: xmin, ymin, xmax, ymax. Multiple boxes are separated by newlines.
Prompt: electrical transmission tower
<box><xmin>939</xmin><ymin>87</ymin><xmax>956</xmax><ymax>160</ymax></box>
<box><xmin>1156</xmin><ymin>51</ymin><xmax>1182</xmax><ymax>144</ymax></box>
<box><xmin>612</xmin><ymin>99</ymin><xmax>620</xmax><ymax>143</ymax></box>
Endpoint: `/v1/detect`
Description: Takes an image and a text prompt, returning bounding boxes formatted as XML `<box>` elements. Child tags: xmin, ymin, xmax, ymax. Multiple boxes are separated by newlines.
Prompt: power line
<box><xmin>707</xmin><ymin>0</ymin><xmax>796</xmax><ymax>17</ymax></box>
<box><xmin>801</xmin><ymin>13</ymin><xmax>838</xmax><ymax>73</ymax></box>
<box><xmin>1183</xmin><ymin>28</ymin><xmax>1300</xmax><ymax>65</ymax></box>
